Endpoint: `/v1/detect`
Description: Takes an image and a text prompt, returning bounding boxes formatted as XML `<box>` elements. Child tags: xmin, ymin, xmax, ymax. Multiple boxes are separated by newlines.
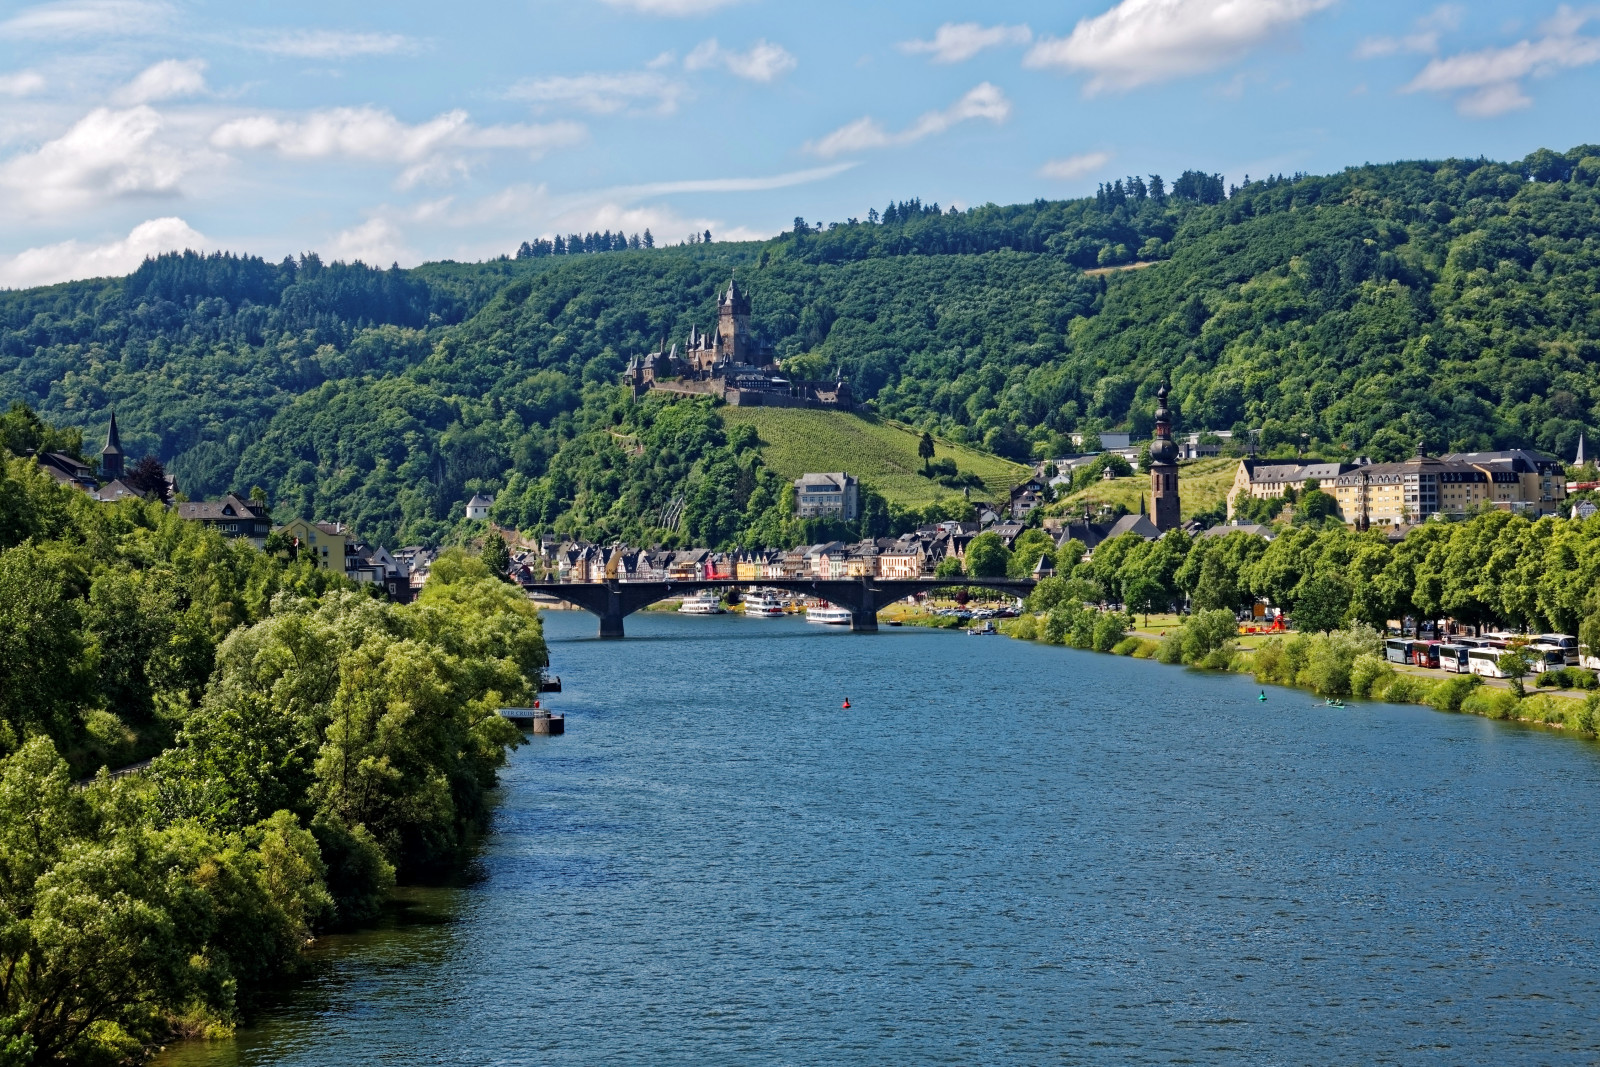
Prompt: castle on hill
<box><xmin>623</xmin><ymin>278</ymin><xmax>853</xmax><ymax>410</ymax></box>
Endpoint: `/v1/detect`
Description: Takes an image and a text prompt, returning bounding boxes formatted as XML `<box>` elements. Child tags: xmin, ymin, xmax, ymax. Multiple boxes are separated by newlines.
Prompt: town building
<box><xmin>1149</xmin><ymin>382</ymin><xmax>1181</xmax><ymax>532</ymax></box>
<box><xmin>1009</xmin><ymin>478</ymin><xmax>1047</xmax><ymax>519</ymax></box>
<box><xmin>1334</xmin><ymin>450</ymin><xmax>1567</xmax><ymax>527</ymax></box>
<box><xmin>1070</xmin><ymin>431</ymin><xmax>1132</xmax><ymax>450</ymax></box>
<box><xmin>1227</xmin><ymin>460</ymin><xmax>1359</xmax><ymax>519</ymax></box>
<box><xmin>794</xmin><ymin>472</ymin><xmax>860</xmax><ymax>520</ymax></box>
<box><xmin>465</xmin><ymin>493</ymin><xmax>494</xmax><ymax>520</ymax></box>
<box><xmin>177</xmin><ymin>494</ymin><xmax>272</xmax><ymax>547</ymax></box>
<box><xmin>277</xmin><ymin>518</ymin><xmax>352</xmax><ymax>574</ymax></box>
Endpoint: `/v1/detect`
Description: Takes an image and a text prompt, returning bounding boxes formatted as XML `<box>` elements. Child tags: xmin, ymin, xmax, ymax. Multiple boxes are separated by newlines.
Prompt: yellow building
<box><xmin>277</xmin><ymin>518</ymin><xmax>351</xmax><ymax>574</ymax></box>
<box><xmin>1334</xmin><ymin>451</ymin><xmax>1567</xmax><ymax>528</ymax></box>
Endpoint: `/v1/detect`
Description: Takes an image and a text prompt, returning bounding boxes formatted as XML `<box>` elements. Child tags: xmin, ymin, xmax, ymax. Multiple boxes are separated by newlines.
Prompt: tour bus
<box><xmin>1536</xmin><ymin>634</ymin><xmax>1579</xmax><ymax>665</ymax></box>
<box><xmin>1410</xmin><ymin>641</ymin><xmax>1441</xmax><ymax>669</ymax></box>
<box><xmin>1527</xmin><ymin>644</ymin><xmax>1570</xmax><ymax>674</ymax></box>
<box><xmin>1385</xmin><ymin>638</ymin><xmax>1414</xmax><ymax>665</ymax></box>
<box><xmin>1468</xmin><ymin>647</ymin><xmax>1506</xmax><ymax>678</ymax></box>
<box><xmin>1480</xmin><ymin>632</ymin><xmax>1516</xmax><ymax>650</ymax></box>
<box><xmin>1438</xmin><ymin>644</ymin><xmax>1471</xmax><ymax>673</ymax></box>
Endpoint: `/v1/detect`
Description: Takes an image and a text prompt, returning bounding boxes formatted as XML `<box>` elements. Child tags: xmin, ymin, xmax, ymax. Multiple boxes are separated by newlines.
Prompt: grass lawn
<box><xmin>722</xmin><ymin>407</ymin><xmax>1029</xmax><ymax>508</ymax></box>
<box><xmin>1048</xmin><ymin>456</ymin><xmax>1239</xmax><ymax>521</ymax></box>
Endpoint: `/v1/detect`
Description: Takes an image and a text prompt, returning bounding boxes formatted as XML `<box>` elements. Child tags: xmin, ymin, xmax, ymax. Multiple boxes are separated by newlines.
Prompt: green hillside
<box><xmin>3</xmin><ymin>145</ymin><xmax>1600</xmax><ymax>546</ymax></box>
<box><xmin>721</xmin><ymin>407</ymin><xmax>1027</xmax><ymax>507</ymax></box>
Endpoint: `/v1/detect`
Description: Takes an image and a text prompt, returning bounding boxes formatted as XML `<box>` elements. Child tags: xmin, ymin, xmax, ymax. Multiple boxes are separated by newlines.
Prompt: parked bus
<box><xmin>1527</xmin><ymin>644</ymin><xmax>1570</xmax><ymax>673</ymax></box>
<box><xmin>1385</xmin><ymin>638</ymin><xmax>1414</xmax><ymax>665</ymax></box>
<box><xmin>1410</xmin><ymin>641</ymin><xmax>1441</xmax><ymax>669</ymax></box>
<box><xmin>1468</xmin><ymin>648</ymin><xmax>1505</xmax><ymax>678</ymax></box>
<box><xmin>1536</xmin><ymin>634</ymin><xmax>1579</xmax><ymax>665</ymax></box>
<box><xmin>1438</xmin><ymin>644</ymin><xmax>1471</xmax><ymax>673</ymax></box>
<box><xmin>1481</xmin><ymin>632</ymin><xmax>1516</xmax><ymax>650</ymax></box>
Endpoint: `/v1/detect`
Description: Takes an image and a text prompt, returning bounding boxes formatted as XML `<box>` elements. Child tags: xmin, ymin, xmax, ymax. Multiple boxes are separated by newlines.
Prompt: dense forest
<box><xmin>2</xmin><ymin>146</ymin><xmax>1599</xmax><ymax>546</ymax></box>
<box><xmin>0</xmin><ymin>426</ymin><xmax>545</xmax><ymax>1064</ymax></box>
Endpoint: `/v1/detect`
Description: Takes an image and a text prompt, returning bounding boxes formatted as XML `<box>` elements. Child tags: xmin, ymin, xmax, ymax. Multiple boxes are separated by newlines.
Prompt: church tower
<box><xmin>715</xmin><ymin>277</ymin><xmax>753</xmax><ymax>365</ymax></box>
<box><xmin>101</xmin><ymin>409</ymin><xmax>124</xmax><ymax>480</ymax></box>
<box><xmin>1149</xmin><ymin>381</ymin><xmax>1180</xmax><ymax>531</ymax></box>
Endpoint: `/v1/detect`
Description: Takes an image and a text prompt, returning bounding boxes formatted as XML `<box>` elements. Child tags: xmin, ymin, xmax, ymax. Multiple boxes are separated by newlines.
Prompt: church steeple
<box><xmin>1149</xmin><ymin>380</ymin><xmax>1180</xmax><ymax>532</ymax></box>
<box><xmin>101</xmin><ymin>409</ymin><xmax>124</xmax><ymax>479</ymax></box>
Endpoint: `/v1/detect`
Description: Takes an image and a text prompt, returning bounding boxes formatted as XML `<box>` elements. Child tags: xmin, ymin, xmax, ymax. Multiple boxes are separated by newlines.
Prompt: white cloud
<box><xmin>0</xmin><ymin>106</ymin><xmax>204</xmax><ymax>215</ymax></box>
<box><xmin>508</xmin><ymin>71</ymin><xmax>685</xmax><ymax>115</ymax></box>
<box><xmin>808</xmin><ymin>83</ymin><xmax>1010</xmax><ymax>158</ymax></box>
<box><xmin>1404</xmin><ymin>7</ymin><xmax>1600</xmax><ymax>117</ymax></box>
<box><xmin>1355</xmin><ymin>5</ymin><xmax>1462</xmax><ymax>59</ymax></box>
<box><xmin>246</xmin><ymin>30</ymin><xmax>419</xmax><ymax>59</ymax></box>
<box><xmin>0</xmin><ymin>71</ymin><xmax>46</xmax><ymax>96</ymax></box>
<box><xmin>211</xmin><ymin>107</ymin><xmax>585</xmax><ymax>180</ymax></box>
<box><xmin>0</xmin><ymin>0</ymin><xmax>170</xmax><ymax>38</ymax></box>
<box><xmin>1040</xmin><ymin>151</ymin><xmax>1113</xmax><ymax>180</ymax></box>
<box><xmin>606</xmin><ymin>163</ymin><xmax>855</xmax><ymax>198</ymax></box>
<box><xmin>112</xmin><ymin>58</ymin><xmax>206</xmax><ymax>105</ymax></box>
<box><xmin>898</xmin><ymin>23</ymin><xmax>1032</xmax><ymax>64</ymax></box>
<box><xmin>0</xmin><ymin>216</ymin><xmax>203</xmax><ymax>288</ymax></box>
<box><xmin>684</xmin><ymin>38</ymin><xmax>796</xmax><ymax>81</ymax></box>
<box><xmin>326</xmin><ymin>217</ymin><xmax>416</xmax><ymax>266</ymax></box>
<box><xmin>1024</xmin><ymin>0</ymin><xmax>1335</xmax><ymax>93</ymax></box>
<box><xmin>595</xmin><ymin>0</ymin><xmax>741</xmax><ymax>15</ymax></box>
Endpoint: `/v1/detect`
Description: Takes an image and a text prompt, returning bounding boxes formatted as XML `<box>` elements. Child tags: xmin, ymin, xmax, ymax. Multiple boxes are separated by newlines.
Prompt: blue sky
<box><xmin>0</xmin><ymin>0</ymin><xmax>1596</xmax><ymax>287</ymax></box>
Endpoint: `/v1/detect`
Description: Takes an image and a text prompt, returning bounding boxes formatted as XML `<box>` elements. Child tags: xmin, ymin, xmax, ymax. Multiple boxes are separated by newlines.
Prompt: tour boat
<box><xmin>744</xmin><ymin>590</ymin><xmax>788</xmax><ymax>618</ymax></box>
<box><xmin>678</xmin><ymin>592</ymin><xmax>725</xmax><ymax>615</ymax></box>
<box><xmin>806</xmin><ymin>603</ymin><xmax>853</xmax><ymax>625</ymax></box>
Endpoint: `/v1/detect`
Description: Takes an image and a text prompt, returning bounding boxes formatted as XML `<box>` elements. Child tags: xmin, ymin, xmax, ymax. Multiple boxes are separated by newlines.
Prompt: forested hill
<box><xmin>2</xmin><ymin>145</ymin><xmax>1599</xmax><ymax>547</ymax></box>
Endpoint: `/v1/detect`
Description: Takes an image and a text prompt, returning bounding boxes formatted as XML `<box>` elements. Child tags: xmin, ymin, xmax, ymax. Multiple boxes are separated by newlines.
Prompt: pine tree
<box><xmin>642</xmin><ymin>229</ymin><xmax>654</xmax><ymax>248</ymax></box>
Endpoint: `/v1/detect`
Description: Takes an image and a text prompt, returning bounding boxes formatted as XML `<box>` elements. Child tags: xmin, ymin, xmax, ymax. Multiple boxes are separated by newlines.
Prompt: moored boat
<box><xmin>744</xmin><ymin>590</ymin><xmax>788</xmax><ymax>618</ymax></box>
<box><xmin>678</xmin><ymin>592</ymin><xmax>726</xmax><ymax>615</ymax></box>
<box><xmin>806</xmin><ymin>602</ymin><xmax>852</xmax><ymax>625</ymax></box>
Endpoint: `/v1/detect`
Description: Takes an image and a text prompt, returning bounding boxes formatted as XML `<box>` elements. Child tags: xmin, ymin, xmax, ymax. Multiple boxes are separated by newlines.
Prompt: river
<box><xmin>160</xmin><ymin>610</ymin><xmax>1600</xmax><ymax>1065</ymax></box>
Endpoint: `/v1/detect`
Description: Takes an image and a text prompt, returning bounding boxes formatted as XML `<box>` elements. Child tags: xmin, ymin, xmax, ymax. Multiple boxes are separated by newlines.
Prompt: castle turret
<box><xmin>1149</xmin><ymin>381</ymin><xmax>1180</xmax><ymax>532</ymax></box>
<box><xmin>101</xmin><ymin>409</ymin><xmax>124</xmax><ymax>480</ymax></box>
<box><xmin>716</xmin><ymin>277</ymin><xmax>752</xmax><ymax>365</ymax></box>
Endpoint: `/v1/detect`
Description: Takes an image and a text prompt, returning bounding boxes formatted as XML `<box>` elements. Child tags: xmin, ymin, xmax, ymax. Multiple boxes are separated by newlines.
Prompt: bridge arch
<box><xmin>523</xmin><ymin>578</ymin><xmax>1035</xmax><ymax>638</ymax></box>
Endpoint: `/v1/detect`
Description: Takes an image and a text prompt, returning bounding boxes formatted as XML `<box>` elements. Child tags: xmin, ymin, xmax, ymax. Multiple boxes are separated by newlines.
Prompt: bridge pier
<box><xmin>848</xmin><ymin>579</ymin><xmax>879</xmax><ymax>633</ymax></box>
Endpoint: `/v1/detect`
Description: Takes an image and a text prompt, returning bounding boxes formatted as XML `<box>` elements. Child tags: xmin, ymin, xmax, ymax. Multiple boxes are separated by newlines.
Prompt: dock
<box><xmin>498</xmin><ymin>706</ymin><xmax>565</xmax><ymax>735</ymax></box>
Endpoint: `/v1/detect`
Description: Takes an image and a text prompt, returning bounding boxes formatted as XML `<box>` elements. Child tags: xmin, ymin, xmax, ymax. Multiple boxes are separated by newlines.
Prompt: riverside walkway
<box><xmin>524</xmin><ymin>577</ymin><xmax>1034</xmax><ymax>638</ymax></box>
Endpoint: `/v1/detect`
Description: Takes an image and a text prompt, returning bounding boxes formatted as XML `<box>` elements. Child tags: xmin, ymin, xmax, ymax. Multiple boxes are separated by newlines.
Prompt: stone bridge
<box><xmin>523</xmin><ymin>578</ymin><xmax>1035</xmax><ymax>638</ymax></box>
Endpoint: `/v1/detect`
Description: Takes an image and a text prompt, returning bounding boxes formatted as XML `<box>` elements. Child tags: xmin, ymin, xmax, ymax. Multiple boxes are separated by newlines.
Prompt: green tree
<box><xmin>964</xmin><ymin>532</ymin><xmax>1011</xmax><ymax>577</ymax></box>
<box><xmin>1293</xmin><ymin>573</ymin><xmax>1350</xmax><ymax>633</ymax></box>
<box><xmin>1498</xmin><ymin>648</ymin><xmax>1532</xmax><ymax>698</ymax></box>
<box><xmin>918</xmin><ymin>430</ymin><xmax>935</xmax><ymax>472</ymax></box>
<box><xmin>482</xmin><ymin>531</ymin><xmax>511</xmax><ymax>580</ymax></box>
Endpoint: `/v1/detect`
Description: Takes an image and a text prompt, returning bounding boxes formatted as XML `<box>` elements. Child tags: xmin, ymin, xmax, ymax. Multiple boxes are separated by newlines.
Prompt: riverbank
<box><xmin>893</xmin><ymin>604</ymin><xmax>1600</xmax><ymax>739</ymax></box>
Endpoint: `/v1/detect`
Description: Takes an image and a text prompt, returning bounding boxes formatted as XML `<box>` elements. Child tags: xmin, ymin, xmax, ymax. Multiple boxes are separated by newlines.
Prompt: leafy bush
<box><xmin>1462</xmin><ymin>688</ymin><xmax>1519</xmax><ymax>720</ymax></box>
<box><xmin>1006</xmin><ymin>614</ymin><xmax>1039</xmax><ymax>641</ymax></box>
<box><xmin>1091</xmin><ymin>611</ymin><xmax>1129</xmax><ymax>652</ymax></box>
<box><xmin>1181</xmin><ymin>609</ymin><xmax>1238</xmax><ymax>664</ymax></box>
<box><xmin>1111</xmin><ymin>635</ymin><xmax>1142</xmax><ymax>656</ymax></box>
<box><xmin>1156</xmin><ymin>631</ymin><xmax>1185</xmax><ymax>664</ymax></box>
<box><xmin>1349</xmin><ymin>653</ymin><xmax>1393</xmax><ymax>699</ymax></box>
<box><xmin>1427</xmin><ymin>673</ymin><xmax>1482</xmax><ymax>713</ymax></box>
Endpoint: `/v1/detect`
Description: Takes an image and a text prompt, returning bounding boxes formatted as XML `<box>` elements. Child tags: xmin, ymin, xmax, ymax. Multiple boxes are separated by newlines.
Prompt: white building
<box><xmin>465</xmin><ymin>493</ymin><xmax>494</xmax><ymax>520</ymax></box>
<box><xmin>794</xmin><ymin>472</ymin><xmax>859</xmax><ymax>520</ymax></box>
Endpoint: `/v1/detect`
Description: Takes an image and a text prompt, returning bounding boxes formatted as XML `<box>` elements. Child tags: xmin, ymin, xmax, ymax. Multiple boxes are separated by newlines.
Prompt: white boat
<box><xmin>678</xmin><ymin>592</ymin><xmax>725</xmax><ymax>615</ymax></box>
<box><xmin>744</xmin><ymin>590</ymin><xmax>788</xmax><ymax>618</ymax></box>
<box><xmin>806</xmin><ymin>602</ymin><xmax>852</xmax><ymax>625</ymax></box>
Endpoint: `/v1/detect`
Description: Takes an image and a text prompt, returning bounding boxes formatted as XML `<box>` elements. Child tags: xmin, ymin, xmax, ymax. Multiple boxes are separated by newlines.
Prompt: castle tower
<box><xmin>1149</xmin><ymin>381</ymin><xmax>1180</xmax><ymax>532</ymax></box>
<box><xmin>716</xmin><ymin>277</ymin><xmax>752</xmax><ymax>365</ymax></box>
<box><xmin>101</xmin><ymin>409</ymin><xmax>124</xmax><ymax>480</ymax></box>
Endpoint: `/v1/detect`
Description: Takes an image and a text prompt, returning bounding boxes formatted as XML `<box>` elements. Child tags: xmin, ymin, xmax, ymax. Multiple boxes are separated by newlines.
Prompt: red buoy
<box><xmin>842</xmin><ymin>699</ymin><xmax>851</xmax><ymax>709</ymax></box>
